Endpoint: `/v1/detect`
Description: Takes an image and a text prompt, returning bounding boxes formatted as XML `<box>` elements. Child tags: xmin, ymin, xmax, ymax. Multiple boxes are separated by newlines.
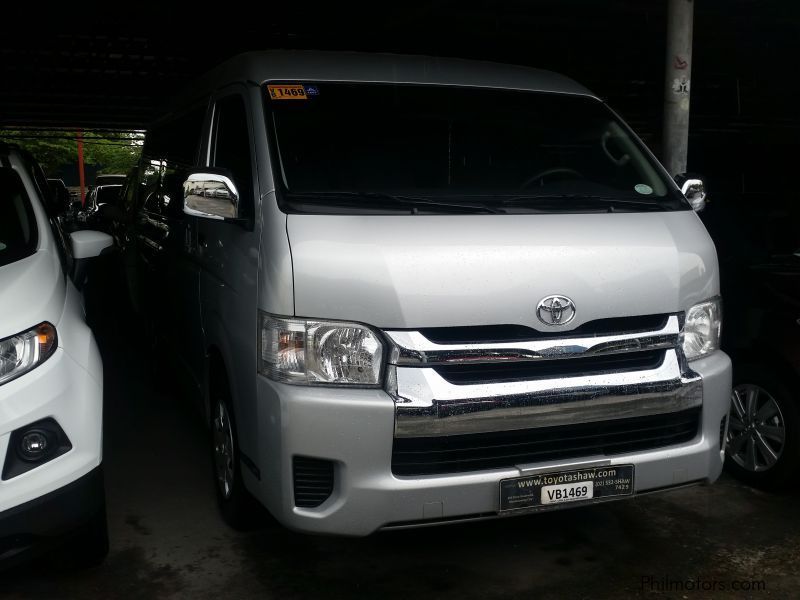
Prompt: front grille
<box><xmin>433</xmin><ymin>350</ymin><xmax>666</xmax><ymax>385</ymax></box>
<box><xmin>293</xmin><ymin>456</ymin><xmax>334</xmax><ymax>508</ymax></box>
<box><xmin>418</xmin><ymin>314</ymin><xmax>670</xmax><ymax>344</ymax></box>
<box><xmin>392</xmin><ymin>408</ymin><xmax>701</xmax><ymax>476</ymax></box>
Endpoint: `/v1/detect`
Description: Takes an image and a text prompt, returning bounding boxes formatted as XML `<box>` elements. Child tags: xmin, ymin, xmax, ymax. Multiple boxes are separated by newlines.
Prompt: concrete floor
<box><xmin>4</xmin><ymin>280</ymin><xmax>800</xmax><ymax>598</ymax></box>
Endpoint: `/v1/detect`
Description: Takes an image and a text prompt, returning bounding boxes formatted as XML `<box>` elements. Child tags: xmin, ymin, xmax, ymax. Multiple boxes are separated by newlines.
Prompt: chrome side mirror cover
<box><xmin>674</xmin><ymin>173</ymin><xmax>707</xmax><ymax>212</ymax></box>
<box><xmin>183</xmin><ymin>171</ymin><xmax>240</xmax><ymax>220</ymax></box>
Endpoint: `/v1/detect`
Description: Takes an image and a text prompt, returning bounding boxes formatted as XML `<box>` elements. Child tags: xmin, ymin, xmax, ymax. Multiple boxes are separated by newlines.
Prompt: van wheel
<box><xmin>211</xmin><ymin>384</ymin><xmax>259</xmax><ymax>530</ymax></box>
<box><xmin>725</xmin><ymin>365</ymin><xmax>799</xmax><ymax>491</ymax></box>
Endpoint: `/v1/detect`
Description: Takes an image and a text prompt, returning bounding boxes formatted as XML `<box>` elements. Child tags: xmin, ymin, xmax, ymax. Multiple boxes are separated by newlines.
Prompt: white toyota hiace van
<box><xmin>129</xmin><ymin>51</ymin><xmax>731</xmax><ymax>535</ymax></box>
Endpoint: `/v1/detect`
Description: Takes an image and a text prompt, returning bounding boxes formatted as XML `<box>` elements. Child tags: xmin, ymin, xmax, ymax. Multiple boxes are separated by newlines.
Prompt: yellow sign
<box><xmin>267</xmin><ymin>84</ymin><xmax>308</xmax><ymax>100</ymax></box>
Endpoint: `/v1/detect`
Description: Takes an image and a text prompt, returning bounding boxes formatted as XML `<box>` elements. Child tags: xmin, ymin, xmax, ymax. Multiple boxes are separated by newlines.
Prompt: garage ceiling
<box><xmin>1</xmin><ymin>1</ymin><xmax>797</xmax><ymax>136</ymax></box>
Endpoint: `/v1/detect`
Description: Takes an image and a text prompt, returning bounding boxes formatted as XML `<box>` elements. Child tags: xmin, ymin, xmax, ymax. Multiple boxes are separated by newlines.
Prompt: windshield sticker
<box><xmin>634</xmin><ymin>183</ymin><xmax>653</xmax><ymax>195</ymax></box>
<box><xmin>268</xmin><ymin>84</ymin><xmax>309</xmax><ymax>100</ymax></box>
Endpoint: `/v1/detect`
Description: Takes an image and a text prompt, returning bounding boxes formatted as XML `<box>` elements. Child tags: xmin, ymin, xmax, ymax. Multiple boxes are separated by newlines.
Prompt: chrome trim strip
<box><xmin>385</xmin><ymin>315</ymin><xmax>680</xmax><ymax>366</ymax></box>
<box><xmin>391</xmin><ymin>349</ymin><xmax>701</xmax><ymax>437</ymax></box>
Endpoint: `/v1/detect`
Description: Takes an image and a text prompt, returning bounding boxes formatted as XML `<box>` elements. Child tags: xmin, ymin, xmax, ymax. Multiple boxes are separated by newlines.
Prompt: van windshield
<box><xmin>0</xmin><ymin>168</ymin><xmax>38</xmax><ymax>268</ymax></box>
<box><xmin>265</xmin><ymin>82</ymin><xmax>687</xmax><ymax>213</ymax></box>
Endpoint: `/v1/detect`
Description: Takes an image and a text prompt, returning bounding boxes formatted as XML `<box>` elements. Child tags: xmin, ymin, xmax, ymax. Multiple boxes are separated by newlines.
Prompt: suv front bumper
<box><xmin>0</xmin><ymin>466</ymin><xmax>104</xmax><ymax>560</ymax></box>
<box><xmin>0</xmin><ymin>345</ymin><xmax>103</xmax><ymax>515</ymax></box>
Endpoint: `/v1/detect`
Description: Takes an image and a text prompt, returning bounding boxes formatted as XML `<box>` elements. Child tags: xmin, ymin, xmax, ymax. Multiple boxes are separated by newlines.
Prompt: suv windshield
<box><xmin>265</xmin><ymin>82</ymin><xmax>687</xmax><ymax>213</ymax></box>
<box><xmin>0</xmin><ymin>168</ymin><xmax>38</xmax><ymax>268</ymax></box>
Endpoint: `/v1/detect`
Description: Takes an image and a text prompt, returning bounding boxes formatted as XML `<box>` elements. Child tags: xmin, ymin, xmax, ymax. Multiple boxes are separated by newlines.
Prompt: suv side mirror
<box><xmin>69</xmin><ymin>230</ymin><xmax>114</xmax><ymax>289</ymax></box>
<box><xmin>674</xmin><ymin>173</ymin><xmax>707</xmax><ymax>212</ymax></box>
<box><xmin>183</xmin><ymin>170</ymin><xmax>240</xmax><ymax>221</ymax></box>
<box><xmin>70</xmin><ymin>230</ymin><xmax>114</xmax><ymax>259</ymax></box>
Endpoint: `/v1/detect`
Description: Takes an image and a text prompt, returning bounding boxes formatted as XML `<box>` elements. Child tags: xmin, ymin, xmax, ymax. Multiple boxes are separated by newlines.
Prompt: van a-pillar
<box><xmin>662</xmin><ymin>0</ymin><xmax>694</xmax><ymax>176</ymax></box>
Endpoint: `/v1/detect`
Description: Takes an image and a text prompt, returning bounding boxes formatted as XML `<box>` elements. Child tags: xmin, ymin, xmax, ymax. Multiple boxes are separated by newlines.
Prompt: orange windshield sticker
<box><xmin>268</xmin><ymin>84</ymin><xmax>308</xmax><ymax>100</ymax></box>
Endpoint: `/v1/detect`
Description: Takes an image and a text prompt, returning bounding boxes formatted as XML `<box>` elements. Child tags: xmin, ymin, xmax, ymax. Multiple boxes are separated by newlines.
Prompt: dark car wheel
<box><xmin>54</xmin><ymin>502</ymin><xmax>109</xmax><ymax>571</ymax></box>
<box><xmin>725</xmin><ymin>365</ymin><xmax>800</xmax><ymax>490</ymax></box>
<box><xmin>211</xmin><ymin>380</ymin><xmax>260</xmax><ymax>531</ymax></box>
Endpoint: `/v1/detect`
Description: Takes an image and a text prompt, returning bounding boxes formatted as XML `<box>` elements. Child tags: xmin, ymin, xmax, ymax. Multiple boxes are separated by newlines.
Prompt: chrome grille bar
<box><xmin>389</xmin><ymin>349</ymin><xmax>701</xmax><ymax>437</ymax></box>
<box><xmin>385</xmin><ymin>315</ymin><xmax>680</xmax><ymax>366</ymax></box>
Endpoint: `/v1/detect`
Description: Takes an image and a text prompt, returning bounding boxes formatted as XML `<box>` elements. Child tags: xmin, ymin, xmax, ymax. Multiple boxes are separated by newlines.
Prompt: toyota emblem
<box><xmin>537</xmin><ymin>295</ymin><xmax>576</xmax><ymax>326</ymax></box>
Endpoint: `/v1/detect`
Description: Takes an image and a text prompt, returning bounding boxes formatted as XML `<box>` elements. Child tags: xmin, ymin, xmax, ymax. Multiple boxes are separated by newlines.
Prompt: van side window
<box><xmin>211</xmin><ymin>95</ymin><xmax>253</xmax><ymax>216</ymax></box>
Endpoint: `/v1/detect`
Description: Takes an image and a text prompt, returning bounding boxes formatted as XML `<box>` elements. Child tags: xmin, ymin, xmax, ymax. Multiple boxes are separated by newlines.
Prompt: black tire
<box><xmin>66</xmin><ymin>505</ymin><xmax>110</xmax><ymax>569</ymax></box>
<box><xmin>724</xmin><ymin>364</ymin><xmax>800</xmax><ymax>491</ymax></box>
<box><xmin>210</xmin><ymin>374</ymin><xmax>260</xmax><ymax>531</ymax></box>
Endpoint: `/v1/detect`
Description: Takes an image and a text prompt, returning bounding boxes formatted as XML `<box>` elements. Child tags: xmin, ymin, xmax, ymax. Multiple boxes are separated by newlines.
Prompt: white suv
<box><xmin>0</xmin><ymin>145</ymin><xmax>111</xmax><ymax>566</ymax></box>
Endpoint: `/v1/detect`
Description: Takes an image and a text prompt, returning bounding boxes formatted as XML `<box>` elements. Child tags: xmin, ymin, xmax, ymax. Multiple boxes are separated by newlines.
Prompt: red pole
<box><xmin>77</xmin><ymin>129</ymin><xmax>86</xmax><ymax>206</ymax></box>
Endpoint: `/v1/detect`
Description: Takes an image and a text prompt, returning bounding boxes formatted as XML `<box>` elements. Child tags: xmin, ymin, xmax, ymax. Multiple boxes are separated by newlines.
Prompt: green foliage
<box><xmin>0</xmin><ymin>130</ymin><xmax>143</xmax><ymax>175</ymax></box>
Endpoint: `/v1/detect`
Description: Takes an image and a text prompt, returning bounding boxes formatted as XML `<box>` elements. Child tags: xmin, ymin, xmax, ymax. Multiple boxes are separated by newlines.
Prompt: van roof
<box><xmin>180</xmin><ymin>50</ymin><xmax>597</xmax><ymax>105</ymax></box>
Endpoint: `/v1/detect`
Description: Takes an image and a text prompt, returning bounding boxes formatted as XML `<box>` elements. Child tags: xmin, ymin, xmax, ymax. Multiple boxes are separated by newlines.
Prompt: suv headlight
<box><xmin>258</xmin><ymin>313</ymin><xmax>384</xmax><ymax>386</ymax></box>
<box><xmin>0</xmin><ymin>323</ymin><xmax>58</xmax><ymax>386</ymax></box>
<box><xmin>681</xmin><ymin>298</ymin><xmax>722</xmax><ymax>361</ymax></box>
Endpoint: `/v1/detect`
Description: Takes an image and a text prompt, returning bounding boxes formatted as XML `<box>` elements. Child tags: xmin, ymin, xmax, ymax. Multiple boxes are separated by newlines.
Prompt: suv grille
<box><xmin>392</xmin><ymin>408</ymin><xmax>701</xmax><ymax>476</ymax></box>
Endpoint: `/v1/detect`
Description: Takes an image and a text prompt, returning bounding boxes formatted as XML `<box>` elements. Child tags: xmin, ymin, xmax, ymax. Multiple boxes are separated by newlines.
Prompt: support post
<box><xmin>662</xmin><ymin>0</ymin><xmax>694</xmax><ymax>177</ymax></box>
<box><xmin>77</xmin><ymin>128</ymin><xmax>86</xmax><ymax>206</ymax></box>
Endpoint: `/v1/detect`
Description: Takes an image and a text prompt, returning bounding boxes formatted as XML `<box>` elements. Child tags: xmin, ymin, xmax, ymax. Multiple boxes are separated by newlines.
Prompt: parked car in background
<box><xmin>94</xmin><ymin>174</ymin><xmax>126</xmax><ymax>188</ymax></box>
<box><xmin>84</xmin><ymin>184</ymin><xmax>123</xmax><ymax>222</ymax></box>
<box><xmin>722</xmin><ymin>250</ymin><xmax>800</xmax><ymax>490</ymax></box>
<box><xmin>699</xmin><ymin>190</ymin><xmax>800</xmax><ymax>490</ymax></box>
<box><xmin>0</xmin><ymin>144</ymin><xmax>112</xmax><ymax>567</ymax></box>
<box><xmin>127</xmin><ymin>51</ymin><xmax>731</xmax><ymax>535</ymax></box>
<box><xmin>47</xmin><ymin>178</ymin><xmax>71</xmax><ymax>213</ymax></box>
<box><xmin>63</xmin><ymin>183</ymin><xmax>125</xmax><ymax>233</ymax></box>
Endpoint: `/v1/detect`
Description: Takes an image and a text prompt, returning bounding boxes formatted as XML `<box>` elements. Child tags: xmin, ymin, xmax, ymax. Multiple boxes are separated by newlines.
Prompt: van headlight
<box><xmin>0</xmin><ymin>323</ymin><xmax>58</xmax><ymax>386</ymax></box>
<box><xmin>681</xmin><ymin>298</ymin><xmax>722</xmax><ymax>361</ymax></box>
<box><xmin>258</xmin><ymin>313</ymin><xmax>384</xmax><ymax>386</ymax></box>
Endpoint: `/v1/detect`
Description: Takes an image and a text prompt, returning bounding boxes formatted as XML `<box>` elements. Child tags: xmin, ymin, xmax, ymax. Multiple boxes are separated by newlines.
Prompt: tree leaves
<box><xmin>0</xmin><ymin>130</ymin><xmax>143</xmax><ymax>175</ymax></box>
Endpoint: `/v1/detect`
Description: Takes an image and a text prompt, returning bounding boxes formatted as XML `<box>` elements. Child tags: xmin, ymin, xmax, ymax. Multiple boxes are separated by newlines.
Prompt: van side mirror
<box><xmin>183</xmin><ymin>170</ymin><xmax>240</xmax><ymax>221</ymax></box>
<box><xmin>674</xmin><ymin>173</ymin><xmax>707</xmax><ymax>212</ymax></box>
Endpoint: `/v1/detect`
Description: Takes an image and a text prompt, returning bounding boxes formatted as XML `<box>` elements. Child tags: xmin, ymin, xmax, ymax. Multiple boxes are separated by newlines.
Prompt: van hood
<box><xmin>286</xmin><ymin>211</ymin><xmax>719</xmax><ymax>331</ymax></box>
<box><xmin>0</xmin><ymin>250</ymin><xmax>66</xmax><ymax>340</ymax></box>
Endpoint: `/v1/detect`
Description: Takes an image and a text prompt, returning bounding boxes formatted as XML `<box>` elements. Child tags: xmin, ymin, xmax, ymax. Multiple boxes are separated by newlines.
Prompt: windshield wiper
<box><xmin>498</xmin><ymin>194</ymin><xmax>668</xmax><ymax>211</ymax></box>
<box><xmin>287</xmin><ymin>191</ymin><xmax>505</xmax><ymax>214</ymax></box>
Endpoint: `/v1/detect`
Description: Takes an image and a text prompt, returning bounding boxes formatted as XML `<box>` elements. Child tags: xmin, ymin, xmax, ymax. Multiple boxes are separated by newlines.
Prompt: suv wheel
<box><xmin>66</xmin><ymin>505</ymin><xmax>109</xmax><ymax>569</ymax></box>
<box><xmin>725</xmin><ymin>365</ymin><xmax>799</xmax><ymax>490</ymax></box>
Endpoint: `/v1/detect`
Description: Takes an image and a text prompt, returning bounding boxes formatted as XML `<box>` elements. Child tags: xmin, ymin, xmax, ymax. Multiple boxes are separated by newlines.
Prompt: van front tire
<box><xmin>210</xmin><ymin>382</ymin><xmax>259</xmax><ymax>531</ymax></box>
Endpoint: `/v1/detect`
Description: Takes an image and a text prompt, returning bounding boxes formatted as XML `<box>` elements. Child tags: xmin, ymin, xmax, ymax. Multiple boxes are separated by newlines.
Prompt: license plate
<box><xmin>500</xmin><ymin>464</ymin><xmax>635</xmax><ymax>512</ymax></box>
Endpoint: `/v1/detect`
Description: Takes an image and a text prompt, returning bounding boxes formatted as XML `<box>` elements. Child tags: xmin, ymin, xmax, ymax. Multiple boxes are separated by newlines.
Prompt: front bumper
<box><xmin>0</xmin><ymin>466</ymin><xmax>104</xmax><ymax>556</ymax></box>
<box><xmin>0</xmin><ymin>346</ymin><xmax>103</xmax><ymax>515</ymax></box>
<box><xmin>253</xmin><ymin>350</ymin><xmax>731</xmax><ymax>536</ymax></box>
